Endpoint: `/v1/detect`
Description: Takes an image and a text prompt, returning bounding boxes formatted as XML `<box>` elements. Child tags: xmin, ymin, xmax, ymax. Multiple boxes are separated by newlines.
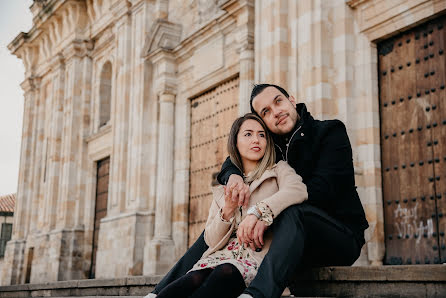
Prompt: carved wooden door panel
<box><xmin>189</xmin><ymin>77</ymin><xmax>239</xmax><ymax>247</ymax></box>
<box><xmin>379</xmin><ymin>15</ymin><xmax>446</xmax><ymax>265</ymax></box>
<box><xmin>90</xmin><ymin>156</ymin><xmax>110</xmax><ymax>278</ymax></box>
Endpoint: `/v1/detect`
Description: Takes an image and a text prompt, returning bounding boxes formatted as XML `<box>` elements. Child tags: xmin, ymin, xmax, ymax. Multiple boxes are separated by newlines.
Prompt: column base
<box><xmin>0</xmin><ymin>240</ymin><xmax>26</xmax><ymax>285</ymax></box>
<box><xmin>144</xmin><ymin>238</ymin><xmax>175</xmax><ymax>275</ymax></box>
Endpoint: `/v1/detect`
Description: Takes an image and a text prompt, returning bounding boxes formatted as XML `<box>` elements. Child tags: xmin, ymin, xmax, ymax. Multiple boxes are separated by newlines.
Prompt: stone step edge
<box><xmin>294</xmin><ymin>265</ymin><xmax>446</xmax><ymax>282</ymax></box>
<box><xmin>1</xmin><ymin>265</ymin><xmax>445</xmax><ymax>292</ymax></box>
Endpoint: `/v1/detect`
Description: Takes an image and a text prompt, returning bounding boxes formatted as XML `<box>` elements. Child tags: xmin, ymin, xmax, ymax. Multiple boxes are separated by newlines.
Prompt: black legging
<box><xmin>156</xmin><ymin>263</ymin><xmax>246</xmax><ymax>298</ymax></box>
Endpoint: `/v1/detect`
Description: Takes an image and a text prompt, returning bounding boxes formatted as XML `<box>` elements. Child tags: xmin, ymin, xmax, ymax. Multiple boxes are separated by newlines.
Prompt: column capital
<box><xmin>158</xmin><ymin>92</ymin><xmax>176</xmax><ymax>102</ymax></box>
<box><xmin>49</xmin><ymin>52</ymin><xmax>65</xmax><ymax>70</ymax></box>
<box><xmin>62</xmin><ymin>39</ymin><xmax>93</xmax><ymax>61</ymax></box>
<box><xmin>20</xmin><ymin>76</ymin><xmax>41</xmax><ymax>93</ymax></box>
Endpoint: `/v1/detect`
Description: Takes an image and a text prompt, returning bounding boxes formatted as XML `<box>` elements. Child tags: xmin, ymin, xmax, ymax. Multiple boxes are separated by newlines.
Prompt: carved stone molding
<box><xmin>142</xmin><ymin>19</ymin><xmax>182</xmax><ymax>57</ymax></box>
<box><xmin>49</xmin><ymin>53</ymin><xmax>65</xmax><ymax>71</ymax></box>
<box><xmin>346</xmin><ymin>0</ymin><xmax>370</xmax><ymax>9</ymax></box>
<box><xmin>20</xmin><ymin>76</ymin><xmax>41</xmax><ymax>93</ymax></box>
<box><xmin>347</xmin><ymin>0</ymin><xmax>446</xmax><ymax>41</ymax></box>
<box><xmin>62</xmin><ymin>39</ymin><xmax>94</xmax><ymax>60</ymax></box>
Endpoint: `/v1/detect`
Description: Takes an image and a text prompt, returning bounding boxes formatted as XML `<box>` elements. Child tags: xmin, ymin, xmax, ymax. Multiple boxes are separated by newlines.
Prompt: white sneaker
<box><xmin>238</xmin><ymin>294</ymin><xmax>253</xmax><ymax>298</ymax></box>
<box><xmin>144</xmin><ymin>293</ymin><xmax>157</xmax><ymax>298</ymax></box>
<box><xmin>282</xmin><ymin>287</ymin><xmax>292</xmax><ymax>296</ymax></box>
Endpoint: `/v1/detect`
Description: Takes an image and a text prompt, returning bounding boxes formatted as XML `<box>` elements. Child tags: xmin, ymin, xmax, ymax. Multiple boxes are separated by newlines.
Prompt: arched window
<box><xmin>99</xmin><ymin>61</ymin><xmax>112</xmax><ymax>127</ymax></box>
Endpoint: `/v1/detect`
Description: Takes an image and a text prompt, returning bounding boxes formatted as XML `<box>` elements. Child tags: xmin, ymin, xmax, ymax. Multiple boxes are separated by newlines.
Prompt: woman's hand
<box><xmin>237</xmin><ymin>215</ymin><xmax>259</xmax><ymax>250</ymax></box>
<box><xmin>252</xmin><ymin>220</ymin><xmax>267</xmax><ymax>249</ymax></box>
<box><xmin>221</xmin><ymin>186</ymin><xmax>239</xmax><ymax>221</ymax></box>
<box><xmin>226</xmin><ymin>174</ymin><xmax>251</xmax><ymax>207</ymax></box>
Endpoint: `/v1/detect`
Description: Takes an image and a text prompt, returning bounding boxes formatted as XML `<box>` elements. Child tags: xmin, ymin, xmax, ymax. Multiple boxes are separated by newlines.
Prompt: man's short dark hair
<box><xmin>249</xmin><ymin>84</ymin><xmax>290</xmax><ymax>113</ymax></box>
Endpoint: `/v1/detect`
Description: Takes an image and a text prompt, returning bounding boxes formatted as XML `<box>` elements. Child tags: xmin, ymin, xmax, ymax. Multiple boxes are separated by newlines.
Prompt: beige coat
<box><xmin>202</xmin><ymin>160</ymin><xmax>308</xmax><ymax>264</ymax></box>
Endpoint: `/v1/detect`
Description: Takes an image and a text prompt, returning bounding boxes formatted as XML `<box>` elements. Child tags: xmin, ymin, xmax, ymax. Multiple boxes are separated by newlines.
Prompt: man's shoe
<box><xmin>144</xmin><ymin>293</ymin><xmax>157</xmax><ymax>298</ymax></box>
<box><xmin>238</xmin><ymin>294</ymin><xmax>253</xmax><ymax>298</ymax></box>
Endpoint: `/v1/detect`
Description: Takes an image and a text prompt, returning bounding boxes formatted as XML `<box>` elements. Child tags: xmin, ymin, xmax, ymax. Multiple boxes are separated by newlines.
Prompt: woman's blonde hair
<box><xmin>227</xmin><ymin>113</ymin><xmax>276</xmax><ymax>183</ymax></box>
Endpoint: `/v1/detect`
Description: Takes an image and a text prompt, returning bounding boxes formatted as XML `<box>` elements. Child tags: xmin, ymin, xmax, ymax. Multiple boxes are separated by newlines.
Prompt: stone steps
<box><xmin>0</xmin><ymin>265</ymin><xmax>445</xmax><ymax>297</ymax></box>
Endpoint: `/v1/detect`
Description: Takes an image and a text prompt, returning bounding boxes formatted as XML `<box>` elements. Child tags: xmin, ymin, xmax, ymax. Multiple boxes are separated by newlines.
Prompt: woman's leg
<box><xmin>190</xmin><ymin>263</ymin><xmax>246</xmax><ymax>298</ymax></box>
<box><xmin>156</xmin><ymin>268</ymin><xmax>212</xmax><ymax>298</ymax></box>
<box><xmin>153</xmin><ymin>232</ymin><xmax>208</xmax><ymax>294</ymax></box>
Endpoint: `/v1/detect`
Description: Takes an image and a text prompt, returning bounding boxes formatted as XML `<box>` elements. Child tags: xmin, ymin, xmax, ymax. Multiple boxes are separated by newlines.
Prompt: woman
<box><xmin>152</xmin><ymin>113</ymin><xmax>307</xmax><ymax>298</ymax></box>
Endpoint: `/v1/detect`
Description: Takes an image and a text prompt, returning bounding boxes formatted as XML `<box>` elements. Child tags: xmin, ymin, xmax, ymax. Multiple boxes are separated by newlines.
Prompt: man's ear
<box><xmin>288</xmin><ymin>95</ymin><xmax>297</xmax><ymax>107</ymax></box>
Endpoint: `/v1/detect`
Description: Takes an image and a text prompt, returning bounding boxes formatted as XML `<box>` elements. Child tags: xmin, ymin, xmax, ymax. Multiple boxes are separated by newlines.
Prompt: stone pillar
<box><xmin>146</xmin><ymin>92</ymin><xmax>176</xmax><ymax>274</ymax></box>
<box><xmin>23</xmin><ymin>77</ymin><xmax>41</xmax><ymax>237</ymax></box>
<box><xmin>145</xmin><ymin>48</ymin><xmax>177</xmax><ymax>274</ymax></box>
<box><xmin>144</xmin><ymin>93</ymin><xmax>175</xmax><ymax>274</ymax></box>
<box><xmin>38</xmin><ymin>40</ymin><xmax>93</xmax><ymax>283</ymax></box>
<box><xmin>95</xmin><ymin>9</ymin><xmax>147</xmax><ymax>278</ymax></box>
<box><xmin>57</xmin><ymin>40</ymin><xmax>91</xmax><ymax>229</ymax></box>
<box><xmin>0</xmin><ymin>76</ymin><xmax>37</xmax><ymax>285</ymax></box>
<box><xmin>154</xmin><ymin>92</ymin><xmax>175</xmax><ymax>239</ymax></box>
<box><xmin>254</xmin><ymin>0</ymin><xmax>289</xmax><ymax>86</ymax></box>
<box><xmin>237</xmin><ymin>1</ymin><xmax>255</xmax><ymax>115</ymax></box>
<box><xmin>108</xmin><ymin>15</ymin><xmax>131</xmax><ymax>215</ymax></box>
<box><xmin>42</xmin><ymin>54</ymin><xmax>65</xmax><ymax>232</ymax></box>
<box><xmin>14</xmin><ymin>77</ymin><xmax>38</xmax><ymax>240</ymax></box>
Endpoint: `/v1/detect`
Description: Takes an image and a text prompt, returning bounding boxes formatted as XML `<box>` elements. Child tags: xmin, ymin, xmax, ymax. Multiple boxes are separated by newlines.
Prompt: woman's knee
<box><xmin>214</xmin><ymin>263</ymin><xmax>238</xmax><ymax>276</ymax></box>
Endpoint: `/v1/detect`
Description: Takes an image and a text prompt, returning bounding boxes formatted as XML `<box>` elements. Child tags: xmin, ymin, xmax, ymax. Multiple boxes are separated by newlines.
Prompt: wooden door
<box><xmin>379</xmin><ymin>15</ymin><xmax>446</xmax><ymax>265</ymax></box>
<box><xmin>90</xmin><ymin>157</ymin><xmax>110</xmax><ymax>278</ymax></box>
<box><xmin>189</xmin><ymin>77</ymin><xmax>239</xmax><ymax>246</ymax></box>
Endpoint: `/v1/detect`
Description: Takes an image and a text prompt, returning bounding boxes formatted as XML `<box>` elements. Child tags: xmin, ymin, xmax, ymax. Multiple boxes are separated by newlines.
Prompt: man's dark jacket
<box><xmin>217</xmin><ymin>103</ymin><xmax>369</xmax><ymax>244</ymax></box>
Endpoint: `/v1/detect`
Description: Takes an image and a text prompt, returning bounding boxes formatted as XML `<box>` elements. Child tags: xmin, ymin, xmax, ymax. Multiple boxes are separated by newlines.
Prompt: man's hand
<box><xmin>237</xmin><ymin>215</ymin><xmax>259</xmax><ymax>250</ymax></box>
<box><xmin>226</xmin><ymin>174</ymin><xmax>250</xmax><ymax>207</ymax></box>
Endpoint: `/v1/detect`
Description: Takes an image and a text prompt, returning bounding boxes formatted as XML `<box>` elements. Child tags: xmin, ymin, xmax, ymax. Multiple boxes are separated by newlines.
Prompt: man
<box><xmin>148</xmin><ymin>84</ymin><xmax>368</xmax><ymax>298</ymax></box>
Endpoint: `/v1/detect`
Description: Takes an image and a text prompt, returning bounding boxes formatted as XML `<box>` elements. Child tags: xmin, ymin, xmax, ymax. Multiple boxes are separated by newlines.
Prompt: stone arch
<box><xmin>99</xmin><ymin>61</ymin><xmax>112</xmax><ymax>127</ymax></box>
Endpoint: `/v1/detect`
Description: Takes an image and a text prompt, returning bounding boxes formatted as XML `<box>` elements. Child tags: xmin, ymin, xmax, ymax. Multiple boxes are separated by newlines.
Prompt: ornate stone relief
<box><xmin>142</xmin><ymin>19</ymin><xmax>182</xmax><ymax>57</ymax></box>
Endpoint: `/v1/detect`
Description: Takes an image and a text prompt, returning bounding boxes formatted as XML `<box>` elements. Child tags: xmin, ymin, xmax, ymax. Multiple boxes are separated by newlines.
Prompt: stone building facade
<box><xmin>3</xmin><ymin>0</ymin><xmax>446</xmax><ymax>285</ymax></box>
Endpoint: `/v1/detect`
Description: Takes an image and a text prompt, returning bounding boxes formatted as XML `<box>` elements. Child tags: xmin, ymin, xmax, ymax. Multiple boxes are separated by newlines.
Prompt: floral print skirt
<box><xmin>189</xmin><ymin>237</ymin><xmax>259</xmax><ymax>286</ymax></box>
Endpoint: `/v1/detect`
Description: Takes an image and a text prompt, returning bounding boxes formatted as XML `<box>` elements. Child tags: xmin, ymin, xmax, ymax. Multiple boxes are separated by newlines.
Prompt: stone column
<box><xmin>56</xmin><ymin>40</ymin><xmax>91</xmax><ymax>229</ymax></box>
<box><xmin>239</xmin><ymin>47</ymin><xmax>254</xmax><ymax>114</ymax></box>
<box><xmin>108</xmin><ymin>14</ymin><xmax>131</xmax><ymax>215</ymax></box>
<box><xmin>23</xmin><ymin>77</ymin><xmax>41</xmax><ymax>237</ymax></box>
<box><xmin>95</xmin><ymin>8</ymin><xmax>144</xmax><ymax>278</ymax></box>
<box><xmin>42</xmin><ymin>54</ymin><xmax>65</xmax><ymax>232</ymax></box>
<box><xmin>154</xmin><ymin>92</ymin><xmax>175</xmax><ymax>239</ymax></box>
<box><xmin>145</xmin><ymin>48</ymin><xmax>177</xmax><ymax>275</ymax></box>
<box><xmin>237</xmin><ymin>0</ymin><xmax>254</xmax><ymax>115</ymax></box>
<box><xmin>41</xmin><ymin>40</ymin><xmax>93</xmax><ymax>282</ymax></box>
<box><xmin>14</xmin><ymin>77</ymin><xmax>38</xmax><ymax>239</ymax></box>
<box><xmin>0</xmin><ymin>76</ymin><xmax>37</xmax><ymax>285</ymax></box>
<box><xmin>146</xmin><ymin>91</ymin><xmax>176</xmax><ymax>274</ymax></box>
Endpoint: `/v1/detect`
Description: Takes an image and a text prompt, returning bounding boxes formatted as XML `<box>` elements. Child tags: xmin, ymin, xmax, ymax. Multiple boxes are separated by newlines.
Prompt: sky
<box><xmin>0</xmin><ymin>0</ymin><xmax>33</xmax><ymax>196</ymax></box>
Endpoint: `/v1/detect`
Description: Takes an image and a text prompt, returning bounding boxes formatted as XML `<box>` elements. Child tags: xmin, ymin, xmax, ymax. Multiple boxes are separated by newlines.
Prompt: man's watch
<box><xmin>247</xmin><ymin>206</ymin><xmax>261</xmax><ymax>219</ymax></box>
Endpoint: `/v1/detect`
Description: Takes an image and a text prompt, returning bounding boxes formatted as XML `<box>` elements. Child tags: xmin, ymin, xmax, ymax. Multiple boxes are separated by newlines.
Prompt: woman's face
<box><xmin>236</xmin><ymin>119</ymin><xmax>267</xmax><ymax>164</ymax></box>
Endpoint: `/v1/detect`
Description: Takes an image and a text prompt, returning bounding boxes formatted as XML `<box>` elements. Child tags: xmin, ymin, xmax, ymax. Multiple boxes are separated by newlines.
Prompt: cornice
<box><xmin>346</xmin><ymin>0</ymin><xmax>370</xmax><ymax>9</ymax></box>
<box><xmin>20</xmin><ymin>76</ymin><xmax>42</xmax><ymax>93</ymax></box>
<box><xmin>48</xmin><ymin>53</ymin><xmax>65</xmax><ymax>70</ymax></box>
<box><xmin>62</xmin><ymin>39</ymin><xmax>94</xmax><ymax>61</ymax></box>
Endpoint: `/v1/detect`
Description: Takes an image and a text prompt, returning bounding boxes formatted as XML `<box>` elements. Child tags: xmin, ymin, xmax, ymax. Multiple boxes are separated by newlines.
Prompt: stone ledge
<box><xmin>295</xmin><ymin>265</ymin><xmax>446</xmax><ymax>281</ymax></box>
<box><xmin>0</xmin><ymin>266</ymin><xmax>445</xmax><ymax>297</ymax></box>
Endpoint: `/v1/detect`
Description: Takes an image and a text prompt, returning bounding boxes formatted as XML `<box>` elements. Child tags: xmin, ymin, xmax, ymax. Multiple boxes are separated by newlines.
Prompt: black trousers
<box><xmin>153</xmin><ymin>203</ymin><xmax>363</xmax><ymax>298</ymax></box>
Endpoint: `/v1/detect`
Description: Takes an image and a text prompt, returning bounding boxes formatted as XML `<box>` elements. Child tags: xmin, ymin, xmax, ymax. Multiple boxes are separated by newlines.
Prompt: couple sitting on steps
<box><xmin>145</xmin><ymin>84</ymin><xmax>369</xmax><ymax>298</ymax></box>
